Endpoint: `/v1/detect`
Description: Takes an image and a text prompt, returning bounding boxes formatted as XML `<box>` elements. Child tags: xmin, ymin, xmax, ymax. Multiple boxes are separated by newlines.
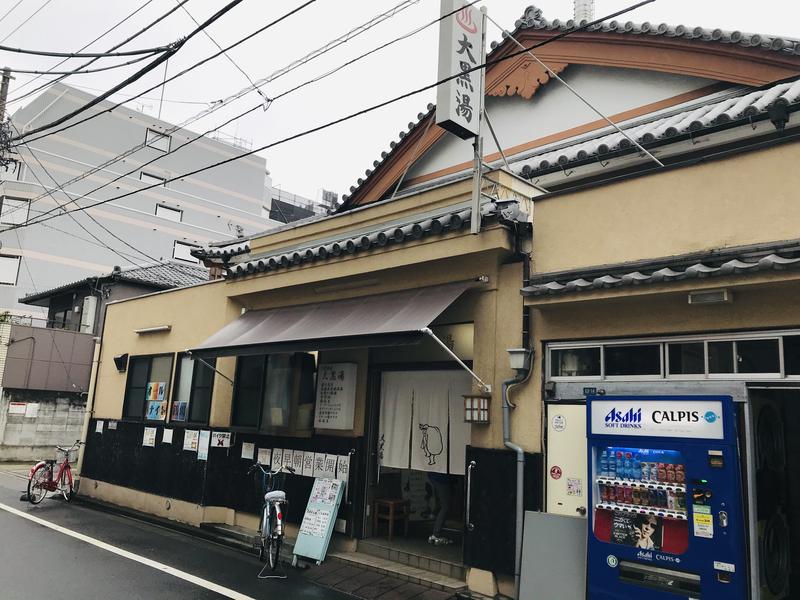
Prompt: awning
<box><xmin>190</xmin><ymin>282</ymin><xmax>473</xmax><ymax>358</ymax></box>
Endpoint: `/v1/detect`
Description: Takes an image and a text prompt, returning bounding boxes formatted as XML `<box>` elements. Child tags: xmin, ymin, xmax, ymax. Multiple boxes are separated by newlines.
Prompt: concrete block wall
<box><xmin>0</xmin><ymin>389</ymin><xmax>85</xmax><ymax>462</ymax></box>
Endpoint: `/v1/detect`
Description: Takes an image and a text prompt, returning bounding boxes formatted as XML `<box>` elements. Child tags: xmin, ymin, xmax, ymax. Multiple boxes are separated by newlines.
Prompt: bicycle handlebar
<box><xmin>247</xmin><ymin>462</ymin><xmax>295</xmax><ymax>476</ymax></box>
<box><xmin>55</xmin><ymin>440</ymin><xmax>85</xmax><ymax>453</ymax></box>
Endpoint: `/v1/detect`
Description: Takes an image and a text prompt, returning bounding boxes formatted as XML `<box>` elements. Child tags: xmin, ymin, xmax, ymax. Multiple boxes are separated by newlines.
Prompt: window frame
<box><xmin>145</xmin><ymin>128</ymin><xmax>171</xmax><ymax>152</ymax></box>
<box><xmin>0</xmin><ymin>254</ymin><xmax>21</xmax><ymax>285</ymax></box>
<box><xmin>0</xmin><ymin>196</ymin><xmax>30</xmax><ymax>225</ymax></box>
<box><xmin>122</xmin><ymin>353</ymin><xmax>175</xmax><ymax>422</ymax></box>
<box><xmin>140</xmin><ymin>171</ymin><xmax>167</xmax><ymax>187</ymax></box>
<box><xmin>170</xmin><ymin>353</ymin><xmax>215</xmax><ymax>426</ymax></box>
<box><xmin>155</xmin><ymin>204</ymin><xmax>183</xmax><ymax>223</ymax></box>
<box><xmin>230</xmin><ymin>353</ymin><xmax>316</xmax><ymax>436</ymax></box>
<box><xmin>173</xmin><ymin>241</ymin><xmax>200</xmax><ymax>264</ymax></box>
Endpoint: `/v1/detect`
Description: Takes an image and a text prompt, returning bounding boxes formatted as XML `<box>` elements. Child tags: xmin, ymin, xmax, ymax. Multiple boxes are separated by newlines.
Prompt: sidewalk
<box><xmin>0</xmin><ymin>462</ymin><xmax>473</xmax><ymax>600</ymax></box>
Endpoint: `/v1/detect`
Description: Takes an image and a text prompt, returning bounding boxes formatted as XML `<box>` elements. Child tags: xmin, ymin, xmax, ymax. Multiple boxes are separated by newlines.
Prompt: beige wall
<box><xmin>532</xmin><ymin>142</ymin><xmax>800</xmax><ymax>274</ymax></box>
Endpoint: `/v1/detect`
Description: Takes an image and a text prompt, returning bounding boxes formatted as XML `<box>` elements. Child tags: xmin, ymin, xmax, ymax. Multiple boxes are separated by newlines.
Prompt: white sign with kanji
<box><xmin>436</xmin><ymin>0</ymin><xmax>485</xmax><ymax>140</ymax></box>
<box><xmin>314</xmin><ymin>363</ymin><xmax>357</xmax><ymax>431</ymax></box>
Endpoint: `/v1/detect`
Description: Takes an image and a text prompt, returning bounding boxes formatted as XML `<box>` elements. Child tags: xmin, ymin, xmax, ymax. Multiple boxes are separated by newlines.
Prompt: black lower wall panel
<box><xmin>82</xmin><ymin>420</ymin><xmax>365</xmax><ymax>525</ymax></box>
<box><xmin>462</xmin><ymin>446</ymin><xmax>543</xmax><ymax>575</ymax></box>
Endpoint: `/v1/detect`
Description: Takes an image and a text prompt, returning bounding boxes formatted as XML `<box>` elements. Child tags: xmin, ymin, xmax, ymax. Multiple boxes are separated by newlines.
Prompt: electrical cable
<box><xmin>0</xmin><ymin>1</ymin><xmax>27</xmax><ymax>30</ymax></box>
<box><xmin>8</xmin><ymin>0</ymin><xmax>247</xmax><ymax>144</ymax></box>
<box><xmin>5</xmin><ymin>51</ymin><xmax>167</xmax><ymax>76</ymax></box>
<box><xmin>8</xmin><ymin>0</ymin><xmax>470</xmax><ymax>223</ymax></box>
<box><xmin>0</xmin><ymin>0</ymin><xmax>54</xmax><ymax>45</ymax></box>
<box><xmin>2</xmin><ymin>0</ymin><xmax>419</xmax><ymax>219</ymax></box>
<box><xmin>6</xmin><ymin>0</ymin><xmax>168</xmax><ymax>106</ymax></box>
<box><xmin>8</xmin><ymin>0</ymin><xmax>317</xmax><ymax>147</ymax></box>
<box><xmin>10</xmin><ymin>0</ymin><xmax>656</xmax><ymax>231</ymax></box>
<box><xmin>0</xmin><ymin>40</ymin><xmax>177</xmax><ymax>58</ymax></box>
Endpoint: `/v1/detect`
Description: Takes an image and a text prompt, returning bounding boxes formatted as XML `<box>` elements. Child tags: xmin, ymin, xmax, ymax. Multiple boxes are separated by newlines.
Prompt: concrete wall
<box><xmin>0</xmin><ymin>389</ymin><xmax>85</xmax><ymax>462</ymax></box>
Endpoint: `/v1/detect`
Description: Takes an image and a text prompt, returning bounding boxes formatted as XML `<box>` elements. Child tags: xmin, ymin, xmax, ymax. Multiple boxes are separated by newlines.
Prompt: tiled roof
<box><xmin>226</xmin><ymin>204</ymin><xmax>479</xmax><ymax>280</ymax></box>
<box><xmin>192</xmin><ymin>240</ymin><xmax>250</xmax><ymax>260</ymax></box>
<box><xmin>509</xmin><ymin>6</ymin><xmax>800</xmax><ymax>55</ymax></box>
<box><xmin>522</xmin><ymin>241</ymin><xmax>800</xmax><ymax>297</ymax></box>
<box><xmin>20</xmin><ymin>261</ymin><xmax>209</xmax><ymax>304</ymax></box>
<box><xmin>516</xmin><ymin>78</ymin><xmax>800</xmax><ymax>179</ymax></box>
<box><xmin>339</xmin><ymin>6</ymin><xmax>800</xmax><ymax>210</ymax></box>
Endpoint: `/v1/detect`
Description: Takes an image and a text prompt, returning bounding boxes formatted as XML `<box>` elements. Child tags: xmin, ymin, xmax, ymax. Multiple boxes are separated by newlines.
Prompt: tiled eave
<box><xmin>224</xmin><ymin>205</ymin><xmax>481</xmax><ymax>280</ymax></box>
<box><xmin>522</xmin><ymin>241</ymin><xmax>800</xmax><ymax>297</ymax></box>
<box><xmin>192</xmin><ymin>240</ymin><xmax>251</xmax><ymax>260</ymax></box>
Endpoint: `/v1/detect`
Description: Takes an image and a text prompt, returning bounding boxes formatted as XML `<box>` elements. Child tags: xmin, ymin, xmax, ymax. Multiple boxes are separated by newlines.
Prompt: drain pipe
<box><xmin>504</xmin><ymin>349</ymin><xmax>533</xmax><ymax>600</ymax></box>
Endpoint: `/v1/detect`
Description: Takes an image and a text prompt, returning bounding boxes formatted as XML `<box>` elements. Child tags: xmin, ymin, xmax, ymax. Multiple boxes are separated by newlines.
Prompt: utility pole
<box><xmin>0</xmin><ymin>67</ymin><xmax>13</xmax><ymax>121</ymax></box>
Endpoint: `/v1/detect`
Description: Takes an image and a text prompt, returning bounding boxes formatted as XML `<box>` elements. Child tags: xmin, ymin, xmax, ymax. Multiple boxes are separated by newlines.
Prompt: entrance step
<box><xmin>327</xmin><ymin>550</ymin><xmax>467</xmax><ymax>593</ymax></box>
<box><xmin>358</xmin><ymin>539</ymin><xmax>466</xmax><ymax>581</ymax></box>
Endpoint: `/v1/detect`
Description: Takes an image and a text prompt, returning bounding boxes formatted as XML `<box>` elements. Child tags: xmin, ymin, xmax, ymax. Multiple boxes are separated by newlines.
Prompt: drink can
<box><xmin>624</xmin><ymin>487</ymin><xmax>634</xmax><ymax>504</ymax></box>
<box><xmin>632</xmin><ymin>489</ymin><xmax>640</xmax><ymax>505</ymax></box>
<box><xmin>600</xmin><ymin>450</ymin><xmax>608</xmax><ymax>478</ymax></box>
<box><xmin>641</xmin><ymin>463</ymin><xmax>650</xmax><ymax>482</ymax></box>
<box><xmin>658</xmin><ymin>490</ymin><xmax>667</xmax><ymax>508</ymax></box>
<box><xmin>675</xmin><ymin>465</ymin><xmax>685</xmax><ymax>484</ymax></box>
<box><xmin>640</xmin><ymin>489</ymin><xmax>649</xmax><ymax>506</ymax></box>
<box><xmin>649</xmin><ymin>463</ymin><xmax>658</xmax><ymax>482</ymax></box>
<box><xmin>667</xmin><ymin>490</ymin><xmax>676</xmax><ymax>510</ymax></box>
<box><xmin>666</xmin><ymin>469</ymin><xmax>676</xmax><ymax>483</ymax></box>
<box><xmin>658</xmin><ymin>466</ymin><xmax>667</xmax><ymax>482</ymax></box>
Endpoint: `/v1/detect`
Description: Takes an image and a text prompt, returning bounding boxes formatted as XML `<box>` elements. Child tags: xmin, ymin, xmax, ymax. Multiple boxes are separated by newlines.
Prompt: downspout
<box><xmin>503</xmin><ymin>366</ymin><xmax>532</xmax><ymax>600</ymax></box>
<box><xmin>75</xmin><ymin>337</ymin><xmax>101</xmax><ymax>485</ymax></box>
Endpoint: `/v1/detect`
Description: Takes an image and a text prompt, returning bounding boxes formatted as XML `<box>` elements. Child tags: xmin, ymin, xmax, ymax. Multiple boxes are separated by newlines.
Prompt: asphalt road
<box><xmin>0</xmin><ymin>467</ymin><xmax>348</xmax><ymax>600</ymax></box>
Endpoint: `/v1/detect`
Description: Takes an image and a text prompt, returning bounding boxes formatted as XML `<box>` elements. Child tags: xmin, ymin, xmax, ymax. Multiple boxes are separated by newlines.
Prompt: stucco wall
<box><xmin>531</xmin><ymin>142</ymin><xmax>800</xmax><ymax>274</ymax></box>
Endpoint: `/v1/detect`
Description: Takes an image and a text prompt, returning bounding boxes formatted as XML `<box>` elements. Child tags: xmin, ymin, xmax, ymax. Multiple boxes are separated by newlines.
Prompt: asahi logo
<box><xmin>604</xmin><ymin>407</ymin><xmax>643</xmax><ymax>429</ymax></box>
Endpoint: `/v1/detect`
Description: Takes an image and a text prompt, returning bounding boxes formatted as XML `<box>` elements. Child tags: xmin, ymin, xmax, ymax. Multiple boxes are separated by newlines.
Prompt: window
<box><xmin>171</xmin><ymin>355</ymin><xmax>216</xmax><ymax>424</ymax></box>
<box><xmin>551</xmin><ymin>347</ymin><xmax>601</xmax><ymax>377</ymax></box>
<box><xmin>736</xmin><ymin>339</ymin><xmax>780</xmax><ymax>374</ymax></box>
<box><xmin>173</xmin><ymin>241</ymin><xmax>199</xmax><ymax>264</ymax></box>
<box><xmin>0</xmin><ymin>255</ymin><xmax>20</xmax><ymax>285</ymax></box>
<box><xmin>123</xmin><ymin>355</ymin><xmax>174</xmax><ymax>421</ymax></box>
<box><xmin>708</xmin><ymin>342</ymin><xmax>734</xmax><ymax>374</ymax></box>
<box><xmin>0</xmin><ymin>196</ymin><xmax>29</xmax><ymax>225</ymax></box>
<box><xmin>232</xmin><ymin>353</ymin><xmax>316</xmax><ymax>434</ymax></box>
<box><xmin>140</xmin><ymin>172</ymin><xmax>166</xmax><ymax>187</ymax></box>
<box><xmin>667</xmin><ymin>343</ymin><xmax>704</xmax><ymax>376</ymax></box>
<box><xmin>155</xmin><ymin>204</ymin><xmax>182</xmax><ymax>222</ymax></box>
<box><xmin>604</xmin><ymin>345</ymin><xmax>661</xmax><ymax>377</ymax></box>
<box><xmin>785</xmin><ymin>336</ymin><xmax>800</xmax><ymax>376</ymax></box>
<box><xmin>145</xmin><ymin>128</ymin><xmax>171</xmax><ymax>152</ymax></box>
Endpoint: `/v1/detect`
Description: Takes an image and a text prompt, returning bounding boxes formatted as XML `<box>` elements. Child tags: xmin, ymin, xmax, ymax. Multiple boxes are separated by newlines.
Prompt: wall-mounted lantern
<box><xmin>464</xmin><ymin>393</ymin><xmax>491</xmax><ymax>424</ymax></box>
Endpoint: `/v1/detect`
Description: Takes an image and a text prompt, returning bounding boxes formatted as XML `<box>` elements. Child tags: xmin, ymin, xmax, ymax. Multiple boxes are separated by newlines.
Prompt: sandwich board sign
<box><xmin>293</xmin><ymin>478</ymin><xmax>345</xmax><ymax>563</ymax></box>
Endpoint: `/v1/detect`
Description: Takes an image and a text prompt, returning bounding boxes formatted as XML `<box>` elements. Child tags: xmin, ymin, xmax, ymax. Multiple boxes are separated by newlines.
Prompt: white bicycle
<box><xmin>248</xmin><ymin>462</ymin><xmax>294</xmax><ymax>572</ymax></box>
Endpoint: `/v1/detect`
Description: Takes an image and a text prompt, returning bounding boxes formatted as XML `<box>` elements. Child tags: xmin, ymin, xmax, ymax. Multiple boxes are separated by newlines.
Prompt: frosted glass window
<box><xmin>173</xmin><ymin>241</ymin><xmax>199</xmax><ymax>264</ymax></box>
<box><xmin>140</xmin><ymin>172</ymin><xmax>166</xmax><ymax>186</ymax></box>
<box><xmin>0</xmin><ymin>255</ymin><xmax>20</xmax><ymax>284</ymax></box>
<box><xmin>1</xmin><ymin>197</ymin><xmax>29</xmax><ymax>225</ymax></box>
<box><xmin>155</xmin><ymin>204</ymin><xmax>182</xmax><ymax>222</ymax></box>
<box><xmin>145</xmin><ymin>129</ymin><xmax>171</xmax><ymax>152</ymax></box>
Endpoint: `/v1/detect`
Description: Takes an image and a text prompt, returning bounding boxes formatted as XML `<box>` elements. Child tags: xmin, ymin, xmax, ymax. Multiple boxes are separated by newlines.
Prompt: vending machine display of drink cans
<box><xmin>586</xmin><ymin>395</ymin><xmax>747</xmax><ymax>599</ymax></box>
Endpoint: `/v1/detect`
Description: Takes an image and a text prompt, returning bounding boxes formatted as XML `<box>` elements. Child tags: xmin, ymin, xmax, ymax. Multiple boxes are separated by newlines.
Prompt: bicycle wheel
<box><xmin>60</xmin><ymin>467</ymin><xmax>74</xmax><ymax>501</ymax></box>
<box><xmin>268</xmin><ymin>535</ymin><xmax>282</xmax><ymax>571</ymax></box>
<box><xmin>27</xmin><ymin>465</ymin><xmax>50</xmax><ymax>505</ymax></box>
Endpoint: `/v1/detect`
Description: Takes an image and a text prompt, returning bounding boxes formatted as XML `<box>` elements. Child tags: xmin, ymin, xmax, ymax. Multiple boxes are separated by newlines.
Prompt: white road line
<box><xmin>0</xmin><ymin>501</ymin><xmax>257</xmax><ymax>600</ymax></box>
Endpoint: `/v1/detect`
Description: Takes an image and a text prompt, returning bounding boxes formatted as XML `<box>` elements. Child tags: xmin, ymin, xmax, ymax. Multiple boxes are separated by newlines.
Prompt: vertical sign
<box><xmin>436</xmin><ymin>0</ymin><xmax>485</xmax><ymax>140</ymax></box>
<box><xmin>314</xmin><ymin>363</ymin><xmax>357</xmax><ymax>430</ymax></box>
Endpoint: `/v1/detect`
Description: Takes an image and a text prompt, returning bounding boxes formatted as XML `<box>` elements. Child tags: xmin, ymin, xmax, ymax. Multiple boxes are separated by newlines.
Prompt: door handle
<box><xmin>346</xmin><ymin>449</ymin><xmax>355</xmax><ymax>505</ymax></box>
<box><xmin>466</xmin><ymin>461</ymin><xmax>476</xmax><ymax>532</ymax></box>
<box><xmin>576</xmin><ymin>506</ymin><xmax>587</xmax><ymax>516</ymax></box>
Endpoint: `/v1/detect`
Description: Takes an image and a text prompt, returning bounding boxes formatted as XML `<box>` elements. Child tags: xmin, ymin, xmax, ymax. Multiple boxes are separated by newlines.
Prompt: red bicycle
<box><xmin>27</xmin><ymin>440</ymin><xmax>83</xmax><ymax>504</ymax></box>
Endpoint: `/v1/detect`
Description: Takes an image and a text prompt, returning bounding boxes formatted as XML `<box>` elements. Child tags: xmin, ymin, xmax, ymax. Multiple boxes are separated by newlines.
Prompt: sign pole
<box><xmin>470</xmin><ymin>7</ymin><xmax>487</xmax><ymax>235</ymax></box>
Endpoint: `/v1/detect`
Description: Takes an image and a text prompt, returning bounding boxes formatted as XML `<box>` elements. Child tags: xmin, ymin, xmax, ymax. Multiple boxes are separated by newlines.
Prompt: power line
<box><xmin>6</xmin><ymin>0</ymin><xmax>165</xmax><ymax>106</ymax></box>
<box><xmin>8</xmin><ymin>0</ymin><xmax>247</xmax><ymax>144</ymax></box>
<box><xmin>8</xmin><ymin>0</ymin><xmax>318</xmax><ymax>147</ymax></box>
<box><xmin>0</xmin><ymin>39</ymin><xmax>176</xmax><ymax>58</ymax></box>
<box><xmin>0</xmin><ymin>1</ymin><xmax>27</xmax><ymax>30</ymax></box>
<box><xmin>4</xmin><ymin>51</ymin><xmax>166</xmax><ymax>76</ymax></box>
<box><xmin>11</xmin><ymin>0</ymin><xmax>655</xmax><ymax>232</ymax></box>
<box><xmin>0</xmin><ymin>0</ymin><xmax>54</xmax><ymax>45</ymax></box>
<box><xmin>10</xmin><ymin>0</ymin><xmax>459</xmax><ymax>223</ymax></box>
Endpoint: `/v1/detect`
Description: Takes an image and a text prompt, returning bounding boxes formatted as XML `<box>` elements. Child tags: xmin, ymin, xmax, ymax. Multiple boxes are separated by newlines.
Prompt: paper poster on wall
<box><xmin>336</xmin><ymin>455</ymin><xmax>350</xmax><ymax>483</ymax></box>
<box><xmin>257</xmin><ymin>447</ymin><xmax>271</xmax><ymax>466</ymax></box>
<box><xmin>8</xmin><ymin>402</ymin><xmax>25</xmax><ymax>415</ymax></box>
<box><xmin>312</xmin><ymin>453</ymin><xmax>327</xmax><ymax>478</ymax></box>
<box><xmin>162</xmin><ymin>428</ymin><xmax>173</xmax><ymax>444</ymax></box>
<box><xmin>183</xmin><ymin>430</ymin><xmax>199</xmax><ymax>452</ymax></box>
<box><xmin>292</xmin><ymin>450</ymin><xmax>304</xmax><ymax>474</ymax></box>
<box><xmin>314</xmin><ymin>363</ymin><xmax>357</xmax><ymax>430</ymax></box>
<box><xmin>142</xmin><ymin>427</ymin><xmax>157</xmax><ymax>447</ymax></box>
<box><xmin>241</xmin><ymin>442</ymin><xmax>255</xmax><ymax>460</ymax></box>
<box><xmin>212</xmin><ymin>432</ymin><xmax>231</xmax><ymax>448</ymax></box>
<box><xmin>24</xmin><ymin>403</ymin><xmax>39</xmax><ymax>418</ymax></box>
<box><xmin>198</xmin><ymin>430</ymin><xmax>211</xmax><ymax>461</ymax></box>
<box><xmin>302</xmin><ymin>451</ymin><xmax>315</xmax><ymax>477</ymax></box>
<box><xmin>282</xmin><ymin>449</ymin><xmax>295</xmax><ymax>471</ymax></box>
<box><xmin>95</xmin><ymin>420</ymin><xmax>104</xmax><ymax>434</ymax></box>
<box><xmin>323</xmin><ymin>454</ymin><xmax>338</xmax><ymax>479</ymax></box>
<box><xmin>272</xmin><ymin>448</ymin><xmax>283</xmax><ymax>468</ymax></box>
<box><xmin>171</xmin><ymin>401</ymin><xmax>188</xmax><ymax>422</ymax></box>
<box><xmin>108</xmin><ymin>421</ymin><xmax>118</xmax><ymax>430</ymax></box>
<box><xmin>145</xmin><ymin>382</ymin><xmax>167</xmax><ymax>421</ymax></box>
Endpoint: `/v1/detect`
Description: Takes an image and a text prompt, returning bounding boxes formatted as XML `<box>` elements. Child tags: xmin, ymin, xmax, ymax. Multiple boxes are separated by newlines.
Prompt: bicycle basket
<box><xmin>56</xmin><ymin>447</ymin><xmax>79</xmax><ymax>463</ymax></box>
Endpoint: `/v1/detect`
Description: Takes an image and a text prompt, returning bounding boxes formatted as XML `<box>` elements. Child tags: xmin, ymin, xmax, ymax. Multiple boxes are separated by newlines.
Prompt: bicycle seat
<box><xmin>264</xmin><ymin>490</ymin><xmax>286</xmax><ymax>502</ymax></box>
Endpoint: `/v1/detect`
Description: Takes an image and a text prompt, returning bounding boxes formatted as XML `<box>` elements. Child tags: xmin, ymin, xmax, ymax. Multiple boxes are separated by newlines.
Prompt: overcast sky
<box><xmin>4</xmin><ymin>0</ymin><xmax>799</xmax><ymax>201</ymax></box>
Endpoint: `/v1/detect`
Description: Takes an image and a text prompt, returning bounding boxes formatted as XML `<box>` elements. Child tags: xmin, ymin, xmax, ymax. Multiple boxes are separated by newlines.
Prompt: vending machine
<box><xmin>586</xmin><ymin>395</ymin><xmax>747</xmax><ymax>599</ymax></box>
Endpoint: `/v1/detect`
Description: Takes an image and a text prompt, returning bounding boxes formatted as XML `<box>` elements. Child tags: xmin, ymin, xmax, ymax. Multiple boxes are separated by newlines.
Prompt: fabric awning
<box><xmin>190</xmin><ymin>282</ymin><xmax>473</xmax><ymax>358</ymax></box>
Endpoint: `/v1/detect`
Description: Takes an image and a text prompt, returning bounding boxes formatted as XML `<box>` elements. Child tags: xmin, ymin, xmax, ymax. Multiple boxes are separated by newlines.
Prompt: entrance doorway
<box><xmin>366</xmin><ymin>369</ymin><xmax>472</xmax><ymax>568</ymax></box>
<box><xmin>750</xmin><ymin>388</ymin><xmax>800</xmax><ymax>600</ymax></box>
